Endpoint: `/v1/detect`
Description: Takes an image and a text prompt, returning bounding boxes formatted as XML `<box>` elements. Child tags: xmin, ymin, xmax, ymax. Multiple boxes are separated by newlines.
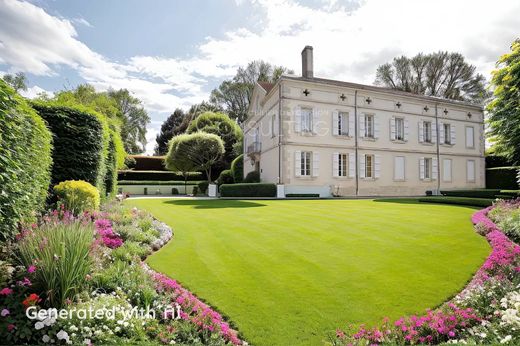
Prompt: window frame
<box><xmin>365</xmin><ymin>114</ymin><xmax>374</xmax><ymax>138</ymax></box>
<box><xmin>465</xmin><ymin>126</ymin><xmax>475</xmax><ymax>148</ymax></box>
<box><xmin>423</xmin><ymin>121</ymin><xmax>432</xmax><ymax>143</ymax></box>
<box><xmin>395</xmin><ymin>117</ymin><xmax>405</xmax><ymax>141</ymax></box>
<box><xmin>443</xmin><ymin>123</ymin><xmax>451</xmax><ymax>145</ymax></box>
<box><xmin>338</xmin><ymin>112</ymin><xmax>348</xmax><ymax>136</ymax></box>
<box><xmin>365</xmin><ymin>154</ymin><xmax>374</xmax><ymax>178</ymax></box>
<box><xmin>301</xmin><ymin>107</ymin><xmax>313</xmax><ymax>133</ymax></box>
<box><xmin>301</xmin><ymin>151</ymin><xmax>311</xmax><ymax>176</ymax></box>
<box><xmin>466</xmin><ymin>159</ymin><xmax>476</xmax><ymax>182</ymax></box>
<box><xmin>424</xmin><ymin>158</ymin><xmax>432</xmax><ymax>179</ymax></box>
<box><xmin>338</xmin><ymin>153</ymin><xmax>348</xmax><ymax>177</ymax></box>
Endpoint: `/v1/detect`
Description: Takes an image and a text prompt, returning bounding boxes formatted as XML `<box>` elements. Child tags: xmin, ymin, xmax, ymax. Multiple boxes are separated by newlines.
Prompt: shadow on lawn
<box><xmin>164</xmin><ymin>199</ymin><xmax>267</xmax><ymax>209</ymax></box>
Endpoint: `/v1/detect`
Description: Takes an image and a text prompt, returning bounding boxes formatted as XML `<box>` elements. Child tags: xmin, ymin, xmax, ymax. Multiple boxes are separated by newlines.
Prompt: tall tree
<box><xmin>375</xmin><ymin>52</ymin><xmax>488</xmax><ymax>103</ymax></box>
<box><xmin>176</xmin><ymin>101</ymin><xmax>224</xmax><ymax>135</ymax></box>
<box><xmin>2</xmin><ymin>72</ymin><xmax>27</xmax><ymax>92</ymax></box>
<box><xmin>210</xmin><ymin>61</ymin><xmax>293</xmax><ymax>123</ymax></box>
<box><xmin>108</xmin><ymin>89</ymin><xmax>150</xmax><ymax>154</ymax></box>
<box><xmin>487</xmin><ymin>39</ymin><xmax>520</xmax><ymax>164</ymax></box>
<box><xmin>154</xmin><ymin>108</ymin><xmax>186</xmax><ymax>155</ymax></box>
<box><xmin>165</xmin><ymin>132</ymin><xmax>225</xmax><ymax>183</ymax></box>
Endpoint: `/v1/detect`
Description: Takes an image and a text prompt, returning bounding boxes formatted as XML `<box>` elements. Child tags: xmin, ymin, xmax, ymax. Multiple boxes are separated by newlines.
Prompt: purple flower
<box><xmin>1</xmin><ymin>309</ymin><xmax>9</xmax><ymax>317</ymax></box>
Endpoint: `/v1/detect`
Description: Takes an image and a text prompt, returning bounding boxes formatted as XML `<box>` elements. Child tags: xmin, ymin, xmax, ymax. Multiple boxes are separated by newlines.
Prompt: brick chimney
<box><xmin>301</xmin><ymin>46</ymin><xmax>313</xmax><ymax>78</ymax></box>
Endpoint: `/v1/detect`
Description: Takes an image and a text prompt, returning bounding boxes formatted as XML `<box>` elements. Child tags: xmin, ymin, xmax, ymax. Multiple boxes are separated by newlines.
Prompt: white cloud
<box><xmin>72</xmin><ymin>17</ymin><xmax>92</xmax><ymax>28</ymax></box>
<box><xmin>19</xmin><ymin>85</ymin><xmax>53</xmax><ymax>99</ymax></box>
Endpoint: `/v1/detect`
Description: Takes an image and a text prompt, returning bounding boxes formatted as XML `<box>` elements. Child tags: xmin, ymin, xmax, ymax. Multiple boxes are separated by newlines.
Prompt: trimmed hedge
<box><xmin>244</xmin><ymin>170</ymin><xmax>260</xmax><ymax>183</ymax></box>
<box><xmin>118</xmin><ymin>180</ymin><xmax>202</xmax><ymax>186</ymax></box>
<box><xmin>418</xmin><ymin>197</ymin><xmax>494</xmax><ymax>207</ymax></box>
<box><xmin>216</xmin><ymin>169</ymin><xmax>234</xmax><ymax>186</ymax></box>
<box><xmin>117</xmin><ymin>170</ymin><xmax>203</xmax><ymax>181</ymax></box>
<box><xmin>286</xmin><ymin>194</ymin><xmax>320</xmax><ymax>198</ymax></box>
<box><xmin>0</xmin><ymin>80</ymin><xmax>53</xmax><ymax>239</ymax></box>
<box><xmin>486</xmin><ymin>167</ymin><xmax>519</xmax><ymax>189</ymax></box>
<box><xmin>31</xmin><ymin>102</ymin><xmax>110</xmax><ymax>196</ymax></box>
<box><xmin>441</xmin><ymin>189</ymin><xmax>501</xmax><ymax>199</ymax></box>
<box><xmin>54</xmin><ymin>180</ymin><xmax>100</xmax><ymax>214</ymax></box>
<box><xmin>231</xmin><ymin>154</ymin><xmax>244</xmax><ymax>183</ymax></box>
<box><xmin>220</xmin><ymin>183</ymin><xmax>276</xmax><ymax>197</ymax></box>
<box><xmin>127</xmin><ymin>155</ymin><xmax>166</xmax><ymax>170</ymax></box>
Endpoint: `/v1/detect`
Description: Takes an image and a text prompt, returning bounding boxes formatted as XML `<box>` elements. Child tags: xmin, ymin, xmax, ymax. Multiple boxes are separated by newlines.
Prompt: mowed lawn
<box><xmin>126</xmin><ymin>198</ymin><xmax>490</xmax><ymax>346</ymax></box>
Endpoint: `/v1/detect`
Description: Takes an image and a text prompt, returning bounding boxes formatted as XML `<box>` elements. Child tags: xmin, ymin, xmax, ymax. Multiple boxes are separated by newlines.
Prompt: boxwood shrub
<box><xmin>440</xmin><ymin>189</ymin><xmax>501</xmax><ymax>199</ymax></box>
<box><xmin>418</xmin><ymin>196</ymin><xmax>494</xmax><ymax>207</ymax></box>
<box><xmin>31</xmin><ymin>102</ymin><xmax>110</xmax><ymax>196</ymax></box>
<box><xmin>231</xmin><ymin>154</ymin><xmax>244</xmax><ymax>183</ymax></box>
<box><xmin>244</xmin><ymin>170</ymin><xmax>260</xmax><ymax>183</ymax></box>
<box><xmin>220</xmin><ymin>183</ymin><xmax>276</xmax><ymax>197</ymax></box>
<box><xmin>117</xmin><ymin>170</ymin><xmax>203</xmax><ymax>181</ymax></box>
<box><xmin>0</xmin><ymin>80</ymin><xmax>52</xmax><ymax>239</ymax></box>
<box><xmin>216</xmin><ymin>169</ymin><xmax>234</xmax><ymax>186</ymax></box>
<box><xmin>486</xmin><ymin>167</ymin><xmax>519</xmax><ymax>189</ymax></box>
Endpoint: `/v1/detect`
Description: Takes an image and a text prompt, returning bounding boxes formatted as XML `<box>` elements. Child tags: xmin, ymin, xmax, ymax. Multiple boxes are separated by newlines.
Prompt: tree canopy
<box><xmin>2</xmin><ymin>72</ymin><xmax>27</xmax><ymax>92</ymax></box>
<box><xmin>187</xmin><ymin>111</ymin><xmax>243</xmax><ymax>167</ymax></box>
<box><xmin>165</xmin><ymin>132</ymin><xmax>225</xmax><ymax>183</ymax></box>
<box><xmin>375</xmin><ymin>52</ymin><xmax>488</xmax><ymax>103</ymax></box>
<box><xmin>155</xmin><ymin>108</ymin><xmax>186</xmax><ymax>155</ymax></box>
<box><xmin>210</xmin><ymin>61</ymin><xmax>293</xmax><ymax>123</ymax></box>
<box><xmin>487</xmin><ymin>39</ymin><xmax>520</xmax><ymax>165</ymax></box>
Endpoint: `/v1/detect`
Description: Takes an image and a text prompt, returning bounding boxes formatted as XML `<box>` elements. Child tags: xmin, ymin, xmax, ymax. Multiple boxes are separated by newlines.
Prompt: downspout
<box><xmin>354</xmin><ymin>90</ymin><xmax>359</xmax><ymax>196</ymax></box>
<box><xmin>434</xmin><ymin>104</ymin><xmax>441</xmax><ymax>194</ymax></box>
<box><xmin>278</xmin><ymin>83</ymin><xmax>282</xmax><ymax>184</ymax></box>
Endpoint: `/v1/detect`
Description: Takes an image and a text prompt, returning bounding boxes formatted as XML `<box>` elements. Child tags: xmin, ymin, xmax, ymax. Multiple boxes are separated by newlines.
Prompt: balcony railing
<box><xmin>247</xmin><ymin>142</ymin><xmax>262</xmax><ymax>155</ymax></box>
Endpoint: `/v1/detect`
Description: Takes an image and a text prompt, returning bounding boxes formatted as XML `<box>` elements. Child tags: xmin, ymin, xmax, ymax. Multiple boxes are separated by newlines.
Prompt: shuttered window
<box><xmin>301</xmin><ymin>108</ymin><xmax>313</xmax><ymax>132</ymax></box>
<box><xmin>466</xmin><ymin>126</ymin><xmax>475</xmax><ymax>148</ymax></box>
<box><xmin>365</xmin><ymin>115</ymin><xmax>374</xmax><ymax>138</ymax></box>
<box><xmin>423</xmin><ymin>122</ymin><xmax>432</xmax><ymax>143</ymax></box>
<box><xmin>338</xmin><ymin>154</ymin><xmax>348</xmax><ymax>177</ymax></box>
<box><xmin>467</xmin><ymin>160</ymin><xmax>476</xmax><ymax>182</ymax></box>
<box><xmin>394</xmin><ymin>156</ymin><xmax>405</xmax><ymax>181</ymax></box>
<box><xmin>301</xmin><ymin>151</ymin><xmax>311</xmax><ymax>176</ymax></box>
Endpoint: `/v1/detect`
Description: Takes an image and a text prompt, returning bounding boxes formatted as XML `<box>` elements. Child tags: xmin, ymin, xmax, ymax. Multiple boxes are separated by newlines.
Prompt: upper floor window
<box><xmin>423</xmin><ymin>121</ymin><xmax>432</xmax><ymax>143</ymax></box>
<box><xmin>395</xmin><ymin>118</ymin><xmax>405</xmax><ymax>141</ymax></box>
<box><xmin>271</xmin><ymin>114</ymin><xmax>276</xmax><ymax>137</ymax></box>
<box><xmin>443</xmin><ymin>123</ymin><xmax>451</xmax><ymax>145</ymax></box>
<box><xmin>338</xmin><ymin>112</ymin><xmax>348</xmax><ymax>136</ymax></box>
<box><xmin>301</xmin><ymin>107</ymin><xmax>313</xmax><ymax>133</ymax></box>
<box><xmin>465</xmin><ymin>126</ymin><xmax>475</xmax><ymax>148</ymax></box>
<box><xmin>364</xmin><ymin>115</ymin><xmax>374</xmax><ymax>138</ymax></box>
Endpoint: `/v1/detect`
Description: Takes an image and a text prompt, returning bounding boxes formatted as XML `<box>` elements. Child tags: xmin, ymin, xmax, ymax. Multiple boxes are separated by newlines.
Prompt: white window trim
<box><xmin>467</xmin><ymin>159</ymin><xmax>476</xmax><ymax>183</ymax></box>
<box><xmin>442</xmin><ymin>158</ymin><xmax>452</xmax><ymax>182</ymax></box>
<box><xmin>393</xmin><ymin>156</ymin><xmax>406</xmax><ymax>181</ymax></box>
<box><xmin>465</xmin><ymin>126</ymin><xmax>475</xmax><ymax>149</ymax></box>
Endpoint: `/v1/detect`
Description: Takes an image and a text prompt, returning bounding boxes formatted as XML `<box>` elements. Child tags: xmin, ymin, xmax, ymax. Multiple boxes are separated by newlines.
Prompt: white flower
<box><xmin>501</xmin><ymin>335</ymin><xmax>512</xmax><ymax>343</ymax></box>
<box><xmin>69</xmin><ymin>325</ymin><xmax>78</xmax><ymax>332</ymax></box>
<box><xmin>83</xmin><ymin>339</ymin><xmax>91</xmax><ymax>345</ymax></box>
<box><xmin>57</xmin><ymin>330</ymin><xmax>69</xmax><ymax>341</ymax></box>
<box><xmin>42</xmin><ymin>335</ymin><xmax>50</xmax><ymax>343</ymax></box>
<box><xmin>35</xmin><ymin>321</ymin><xmax>45</xmax><ymax>330</ymax></box>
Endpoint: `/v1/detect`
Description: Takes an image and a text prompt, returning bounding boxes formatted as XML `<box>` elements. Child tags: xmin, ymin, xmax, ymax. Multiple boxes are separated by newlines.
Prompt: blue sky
<box><xmin>1</xmin><ymin>0</ymin><xmax>519</xmax><ymax>153</ymax></box>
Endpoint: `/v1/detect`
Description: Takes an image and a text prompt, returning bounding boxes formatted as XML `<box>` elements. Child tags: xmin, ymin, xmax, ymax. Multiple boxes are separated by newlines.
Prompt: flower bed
<box><xmin>0</xmin><ymin>202</ymin><xmax>243</xmax><ymax>345</ymax></box>
<box><xmin>334</xmin><ymin>200</ymin><xmax>520</xmax><ymax>345</ymax></box>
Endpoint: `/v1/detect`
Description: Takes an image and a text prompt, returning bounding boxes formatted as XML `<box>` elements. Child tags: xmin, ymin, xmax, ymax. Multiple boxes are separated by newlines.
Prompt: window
<box><xmin>365</xmin><ymin>155</ymin><xmax>374</xmax><ymax>178</ymax></box>
<box><xmin>443</xmin><ymin>123</ymin><xmax>451</xmax><ymax>144</ymax></box>
<box><xmin>467</xmin><ymin>160</ymin><xmax>476</xmax><ymax>182</ymax></box>
<box><xmin>443</xmin><ymin>159</ymin><xmax>452</xmax><ymax>182</ymax></box>
<box><xmin>424</xmin><ymin>122</ymin><xmax>432</xmax><ymax>143</ymax></box>
<box><xmin>338</xmin><ymin>112</ymin><xmax>348</xmax><ymax>136</ymax></box>
<box><xmin>466</xmin><ymin>126</ymin><xmax>475</xmax><ymax>148</ymax></box>
<box><xmin>394</xmin><ymin>156</ymin><xmax>405</xmax><ymax>181</ymax></box>
<box><xmin>271</xmin><ymin>114</ymin><xmax>276</xmax><ymax>137</ymax></box>
<box><xmin>424</xmin><ymin>158</ymin><xmax>432</xmax><ymax>179</ymax></box>
<box><xmin>301</xmin><ymin>151</ymin><xmax>311</xmax><ymax>176</ymax></box>
<box><xmin>395</xmin><ymin>118</ymin><xmax>405</xmax><ymax>140</ymax></box>
<box><xmin>338</xmin><ymin>153</ymin><xmax>348</xmax><ymax>177</ymax></box>
<box><xmin>301</xmin><ymin>107</ymin><xmax>313</xmax><ymax>132</ymax></box>
<box><xmin>365</xmin><ymin>115</ymin><xmax>374</xmax><ymax>138</ymax></box>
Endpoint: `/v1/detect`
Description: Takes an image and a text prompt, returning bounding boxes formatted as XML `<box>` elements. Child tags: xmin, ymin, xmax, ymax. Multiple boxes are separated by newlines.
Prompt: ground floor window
<box><xmin>467</xmin><ymin>160</ymin><xmax>476</xmax><ymax>182</ymax></box>
<box><xmin>338</xmin><ymin>153</ymin><xmax>348</xmax><ymax>176</ymax></box>
<box><xmin>365</xmin><ymin>155</ymin><xmax>374</xmax><ymax>178</ymax></box>
<box><xmin>301</xmin><ymin>151</ymin><xmax>311</xmax><ymax>176</ymax></box>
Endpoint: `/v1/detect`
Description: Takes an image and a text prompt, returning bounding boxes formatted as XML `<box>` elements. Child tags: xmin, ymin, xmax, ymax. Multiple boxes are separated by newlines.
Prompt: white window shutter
<box><xmin>312</xmin><ymin>152</ymin><xmax>320</xmax><ymax>177</ymax></box>
<box><xmin>359</xmin><ymin>154</ymin><xmax>366</xmax><ymax>178</ymax></box>
<box><xmin>432</xmin><ymin>158</ymin><xmax>438</xmax><ymax>180</ymax></box>
<box><xmin>439</xmin><ymin>122</ymin><xmax>444</xmax><ymax>144</ymax></box>
<box><xmin>332</xmin><ymin>111</ymin><xmax>339</xmax><ymax>136</ymax></box>
<box><xmin>419</xmin><ymin>157</ymin><xmax>425</xmax><ymax>180</ymax></box>
<box><xmin>348</xmin><ymin>114</ymin><xmax>354</xmax><ymax>136</ymax></box>
<box><xmin>374</xmin><ymin>155</ymin><xmax>381</xmax><ymax>178</ymax></box>
<box><xmin>418</xmin><ymin>121</ymin><xmax>424</xmax><ymax>143</ymax></box>
<box><xmin>390</xmin><ymin>117</ymin><xmax>396</xmax><ymax>140</ymax></box>
<box><xmin>404</xmin><ymin>119</ymin><xmax>409</xmax><ymax>141</ymax></box>
<box><xmin>432</xmin><ymin>124</ymin><xmax>437</xmax><ymax>143</ymax></box>
<box><xmin>359</xmin><ymin>115</ymin><xmax>365</xmax><ymax>137</ymax></box>
<box><xmin>374</xmin><ymin>116</ymin><xmax>380</xmax><ymax>139</ymax></box>
<box><xmin>294</xmin><ymin>107</ymin><xmax>302</xmax><ymax>133</ymax></box>
<box><xmin>348</xmin><ymin>153</ymin><xmax>355</xmax><ymax>178</ymax></box>
<box><xmin>295</xmin><ymin>151</ymin><xmax>301</xmax><ymax>177</ymax></box>
<box><xmin>450</xmin><ymin>124</ymin><xmax>456</xmax><ymax>145</ymax></box>
<box><xmin>332</xmin><ymin>153</ymin><xmax>339</xmax><ymax>177</ymax></box>
<box><xmin>312</xmin><ymin>108</ymin><xmax>319</xmax><ymax>134</ymax></box>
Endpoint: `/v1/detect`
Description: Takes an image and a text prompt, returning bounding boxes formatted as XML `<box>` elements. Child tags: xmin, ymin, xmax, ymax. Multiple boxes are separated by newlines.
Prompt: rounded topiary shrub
<box><xmin>217</xmin><ymin>169</ymin><xmax>234</xmax><ymax>186</ymax></box>
<box><xmin>54</xmin><ymin>180</ymin><xmax>100</xmax><ymax>214</ymax></box>
<box><xmin>231</xmin><ymin>154</ymin><xmax>244</xmax><ymax>183</ymax></box>
<box><xmin>244</xmin><ymin>170</ymin><xmax>260</xmax><ymax>183</ymax></box>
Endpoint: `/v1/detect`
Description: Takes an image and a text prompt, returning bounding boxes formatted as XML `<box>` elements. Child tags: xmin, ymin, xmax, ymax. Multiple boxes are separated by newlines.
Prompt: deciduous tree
<box><xmin>154</xmin><ymin>108</ymin><xmax>186</xmax><ymax>155</ymax></box>
<box><xmin>2</xmin><ymin>72</ymin><xmax>27</xmax><ymax>92</ymax></box>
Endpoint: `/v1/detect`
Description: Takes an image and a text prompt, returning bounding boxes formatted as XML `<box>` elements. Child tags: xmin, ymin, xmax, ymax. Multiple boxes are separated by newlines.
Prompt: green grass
<box><xmin>126</xmin><ymin>198</ymin><xmax>490</xmax><ymax>346</ymax></box>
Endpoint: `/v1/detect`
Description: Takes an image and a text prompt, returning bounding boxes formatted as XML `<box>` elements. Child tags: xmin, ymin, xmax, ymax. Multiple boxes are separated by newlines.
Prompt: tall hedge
<box><xmin>0</xmin><ymin>80</ymin><xmax>52</xmax><ymax>239</ymax></box>
<box><xmin>31</xmin><ymin>102</ymin><xmax>110</xmax><ymax>196</ymax></box>
<box><xmin>485</xmin><ymin>167</ymin><xmax>519</xmax><ymax>189</ymax></box>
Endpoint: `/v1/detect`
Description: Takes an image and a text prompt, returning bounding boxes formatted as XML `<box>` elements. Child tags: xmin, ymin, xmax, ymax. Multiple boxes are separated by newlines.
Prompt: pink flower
<box><xmin>27</xmin><ymin>265</ymin><xmax>36</xmax><ymax>273</ymax></box>
<box><xmin>1</xmin><ymin>309</ymin><xmax>9</xmax><ymax>317</ymax></box>
<box><xmin>7</xmin><ymin>324</ymin><xmax>15</xmax><ymax>332</ymax></box>
<box><xmin>0</xmin><ymin>288</ymin><xmax>13</xmax><ymax>296</ymax></box>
